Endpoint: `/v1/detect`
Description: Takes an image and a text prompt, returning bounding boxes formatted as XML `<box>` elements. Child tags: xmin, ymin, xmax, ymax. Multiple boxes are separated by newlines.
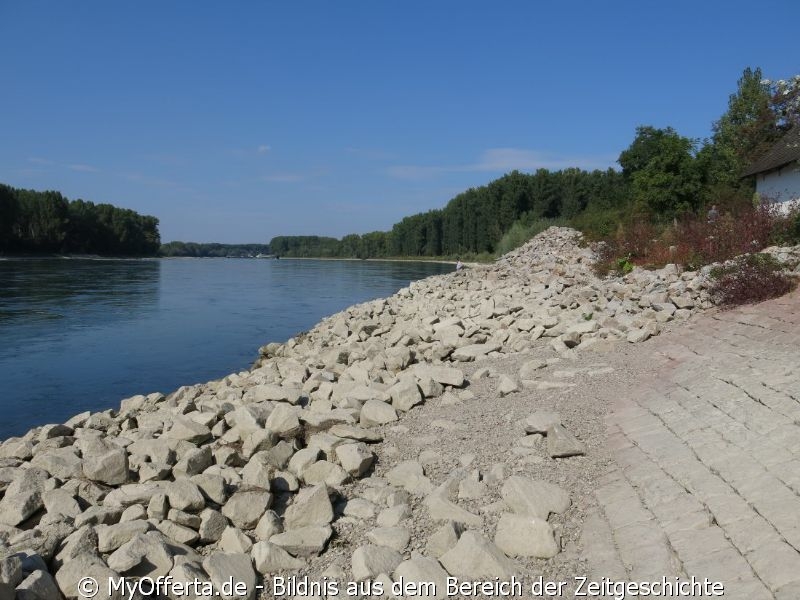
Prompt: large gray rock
<box><xmin>283</xmin><ymin>485</ymin><xmax>333</xmax><ymax>529</ymax></box>
<box><xmin>329</xmin><ymin>424</ymin><xmax>383</xmax><ymax>443</ymax></box>
<box><xmin>498</xmin><ymin>375</ymin><xmax>520</xmax><ymax>397</ymax></box>
<box><xmin>16</xmin><ymin>570</ymin><xmax>61</xmax><ymax>600</ymax></box>
<box><xmin>351</xmin><ymin>544</ymin><xmax>403</xmax><ymax>582</ymax></box>
<box><xmin>424</xmin><ymin>485</ymin><xmax>482</xmax><ymax>527</ymax></box>
<box><xmin>97</xmin><ymin>520</ymin><xmax>151</xmax><ymax>553</ymax></box>
<box><xmin>199</xmin><ymin>508</ymin><xmax>227</xmax><ymax>543</ymax></box>
<box><xmin>42</xmin><ymin>489</ymin><xmax>81</xmax><ymax>517</ymax></box>
<box><xmin>218</xmin><ymin>526</ymin><xmax>253</xmax><ymax>553</ymax></box>
<box><xmin>167</xmin><ymin>480</ymin><xmax>206</xmax><ymax>512</ymax></box>
<box><xmin>501</xmin><ymin>476</ymin><xmax>570</xmax><ymax>519</ymax></box>
<box><xmin>270</xmin><ymin>525</ymin><xmax>332</xmax><ymax>558</ymax></box>
<box><xmin>104</xmin><ymin>482</ymin><xmax>163</xmax><ymax>508</ymax></box>
<box><xmin>55</xmin><ymin>554</ymin><xmax>122</xmax><ymax>600</ymax></box>
<box><xmin>300</xmin><ymin>460</ymin><xmax>350</xmax><ymax>487</ymax></box>
<box><xmin>451</xmin><ymin>343</ymin><xmax>501</xmax><ymax>362</ymax></box>
<box><xmin>0</xmin><ymin>556</ymin><xmax>23</xmax><ymax>587</ymax></box>
<box><xmin>251</xmin><ymin>541</ymin><xmax>304</xmax><ymax>574</ymax></box>
<box><xmin>359</xmin><ymin>400</ymin><xmax>398</xmax><ymax>427</ymax></box>
<box><xmin>254</xmin><ymin>510</ymin><xmax>283</xmax><ymax>541</ymax></box>
<box><xmin>546</xmin><ymin>424</ymin><xmax>586</xmax><ymax>458</ymax></box>
<box><xmin>249</xmin><ymin>384</ymin><xmax>302</xmax><ymax>405</ymax></box>
<box><xmin>386</xmin><ymin>461</ymin><xmax>433</xmax><ymax>495</ymax></box>
<box><xmin>366</xmin><ymin>527</ymin><xmax>410</xmax><ymax>552</ymax></box>
<box><xmin>0</xmin><ymin>468</ymin><xmax>52</xmax><ymax>526</ymax></box>
<box><xmin>167</xmin><ymin>563</ymin><xmax>210</xmax><ymax>600</ymax></box>
<box><xmin>523</xmin><ymin>411</ymin><xmax>561</xmax><ymax>434</ymax></box>
<box><xmin>173</xmin><ymin>446</ymin><xmax>213</xmax><ymax>478</ymax></box>
<box><xmin>191</xmin><ymin>474</ymin><xmax>228</xmax><ymax>505</ymax></box>
<box><xmin>156</xmin><ymin>519</ymin><xmax>199</xmax><ymax>546</ymax></box>
<box><xmin>413</xmin><ymin>365</ymin><xmax>465</xmax><ymax>387</ymax></box>
<box><xmin>240</xmin><ymin>454</ymin><xmax>274</xmax><ymax>488</ymax></box>
<box><xmin>54</xmin><ymin>526</ymin><xmax>99</xmax><ymax>569</ymax></box>
<box><xmin>393</xmin><ymin>555</ymin><xmax>449</xmax><ymax>599</ymax></box>
<box><xmin>31</xmin><ymin>448</ymin><xmax>83</xmax><ymax>480</ymax></box>
<box><xmin>202</xmin><ymin>553</ymin><xmax>256</xmax><ymax>600</ymax></box>
<box><xmin>439</xmin><ymin>530</ymin><xmax>519</xmax><ymax>578</ymax></box>
<box><xmin>79</xmin><ymin>437</ymin><xmax>129</xmax><ymax>485</ymax></box>
<box><xmin>389</xmin><ymin>379</ymin><xmax>424</xmax><ymax>412</ymax></box>
<box><xmin>106</xmin><ymin>532</ymin><xmax>174</xmax><ymax>577</ymax></box>
<box><xmin>222</xmin><ymin>490</ymin><xmax>272</xmax><ymax>530</ymax></box>
<box><xmin>425</xmin><ymin>521</ymin><xmax>462</xmax><ymax>558</ymax></box>
<box><xmin>494</xmin><ymin>513</ymin><xmax>559</xmax><ymax>558</ymax></box>
<box><xmin>335</xmin><ymin>442</ymin><xmax>374</xmax><ymax>477</ymax></box>
<box><xmin>165</xmin><ymin>417</ymin><xmax>211</xmax><ymax>444</ymax></box>
<box><xmin>265</xmin><ymin>404</ymin><xmax>301</xmax><ymax>439</ymax></box>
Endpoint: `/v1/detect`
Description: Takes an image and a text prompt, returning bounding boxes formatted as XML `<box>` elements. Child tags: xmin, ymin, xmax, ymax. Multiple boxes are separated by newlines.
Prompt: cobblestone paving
<box><xmin>584</xmin><ymin>290</ymin><xmax>800</xmax><ymax>600</ymax></box>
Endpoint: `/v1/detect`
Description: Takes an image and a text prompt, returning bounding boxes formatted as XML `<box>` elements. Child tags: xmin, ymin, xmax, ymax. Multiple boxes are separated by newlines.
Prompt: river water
<box><xmin>0</xmin><ymin>258</ymin><xmax>452</xmax><ymax>438</ymax></box>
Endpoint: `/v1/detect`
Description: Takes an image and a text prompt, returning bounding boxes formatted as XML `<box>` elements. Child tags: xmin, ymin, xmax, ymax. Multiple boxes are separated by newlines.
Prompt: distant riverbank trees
<box><xmin>0</xmin><ymin>184</ymin><xmax>160</xmax><ymax>255</ymax></box>
<box><xmin>159</xmin><ymin>242</ymin><xmax>272</xmax><ymax>258</ymax></box>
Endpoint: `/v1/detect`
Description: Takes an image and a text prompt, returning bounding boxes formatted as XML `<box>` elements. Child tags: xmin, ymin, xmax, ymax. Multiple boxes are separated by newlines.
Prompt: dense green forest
<box><xmin>160</xmin><ymin>242</ymin><xmax>272</xmax><ymax>258</ymax></box>
<box><xmin>0</xmin><ymin>184</ymin><xmax>160</xmax><ymax>256</ymax></box>
<box><xmin>265</xmin><ymin>68</ymin><xmax>798</xmax><ymax>259</ymax></box>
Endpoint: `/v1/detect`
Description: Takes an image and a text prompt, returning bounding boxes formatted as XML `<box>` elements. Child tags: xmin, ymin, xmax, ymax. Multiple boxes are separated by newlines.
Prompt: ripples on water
<box><xmin>0</xmin><ymin>258</ymin><xmax>452</xmax><ymax>438</ymax></box>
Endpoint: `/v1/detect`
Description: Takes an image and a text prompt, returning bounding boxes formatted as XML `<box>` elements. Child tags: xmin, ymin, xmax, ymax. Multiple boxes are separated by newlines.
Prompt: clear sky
<box><xmin>1</xmin><ymin>1</ymin><xmax>798</xmax><ymax>243</ymax></box>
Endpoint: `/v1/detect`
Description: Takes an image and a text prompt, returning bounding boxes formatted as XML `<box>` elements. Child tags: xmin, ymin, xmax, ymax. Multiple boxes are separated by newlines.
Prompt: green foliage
<box><xmin>0</xmin><ymin>184</ymin><xmax>160</xmax><ymax>256</ymax></box>
<box><xmin>159</xmin><ymin>242</ymin><xmax>272</xmax><ymax>257</ymax></box>
<box><xmin>569</xmin><ymin>205</ymin><xmax>629</xmax><ymax>240</ymax></box>
<box><xmin>391</xmin><ymin>168</ymin><xmax>626</xmax><ymax>257</ymax></box>
<box><xmin>619</xmin><ymin>126</ymin><xmax>701</xmax><ymax>216</ymax></box>
<box><xmin>494</xmin><ymin>215</ymin><xmax>568</xmax><ymax>256</ymax></box>
<box><xmin>269</xmin><ymin>236</ymin><xmax>341</xmax><ymax>257</ymax></box>
<box><xmin>616</xmin><ymin>256</ymin><xmax>634</xmax><ymax>274</ymax></box>
<box><xmin>712</xmin><ymin>67</ymin><xmax>779</xmax><ymax>171</ymax></box>
<box><xmin>0</xmin><ymin>184</ymin><xmax>18</xmax><ymax>251</ymax></box>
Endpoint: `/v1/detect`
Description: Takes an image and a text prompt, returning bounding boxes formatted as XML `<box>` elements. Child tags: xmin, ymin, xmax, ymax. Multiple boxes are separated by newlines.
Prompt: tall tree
<box><xmin>0</xmin><ymin>184</ymin><xmax>18</xmax><ymax>250</ymax></box>
<box><xmin>711</xmin><ymin>67</ymin><xmax>778</xmax><ymax>175</ymax></box>
<box><xmin>619</xmin><ymin>126</ymin><xmax>701</xmax><ymax>216</ymax></box>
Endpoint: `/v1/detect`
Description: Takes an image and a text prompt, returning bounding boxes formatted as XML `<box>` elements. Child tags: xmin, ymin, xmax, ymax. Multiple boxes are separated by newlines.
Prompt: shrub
<box><xmin>768</xmin><ymin>206</ymin><xmax>800</xmax><ymax>246</ymax></box>
<box><xmin>710</xmin><ymin>253</ymin><xmax>796</xmax><ymax>307</ymax></box>
<box><xmin>587</xmin><ymin>201</ymin><xmax>793</xmax><ymax>273</ymax></box>
<box><xmin>616</xmin><ymin>256</ymin><xmax>634</xmax><ymax>274</ymax></box>
<box><xmin>494</xmin><ymin>216</ymin><xmax>567</xmax><ymax>256</ymax></box>
<box><xmin>571</xmin><ymin>207</ymin><xmax>629</xmax><ymax>240</ymax></box>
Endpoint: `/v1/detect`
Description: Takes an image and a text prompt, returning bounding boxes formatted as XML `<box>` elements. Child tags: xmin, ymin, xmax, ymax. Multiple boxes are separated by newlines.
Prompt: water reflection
<box><xmin>0</xmin><ymin>259</ymin><xmax>161</xmax><ymax>329</ymax></box>
<box><xmin>0</xmin><ymin>258</ymin><xmax>450</xmax><ymax>438</ymax></box>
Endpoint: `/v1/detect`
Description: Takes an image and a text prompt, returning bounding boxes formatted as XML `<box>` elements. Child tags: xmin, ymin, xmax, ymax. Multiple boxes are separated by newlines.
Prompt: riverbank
<box><xmin>1</xmin><ymin>227</ymin><xmax>798</xmax><ymax>600</ymax></box>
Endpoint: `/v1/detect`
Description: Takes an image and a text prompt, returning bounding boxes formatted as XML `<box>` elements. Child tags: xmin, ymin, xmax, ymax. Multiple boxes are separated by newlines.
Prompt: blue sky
<box><xmin>2</xmin><ymin>1</ymin><xmax>798</xmax><ymax>243</ymax></box>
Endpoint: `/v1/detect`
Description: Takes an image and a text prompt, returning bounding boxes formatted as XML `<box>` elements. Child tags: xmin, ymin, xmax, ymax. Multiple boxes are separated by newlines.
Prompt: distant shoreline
<box><xmin>0</xmin><ymin>254</ymin><xmax>484</xmax><ymax>266</ymax></box>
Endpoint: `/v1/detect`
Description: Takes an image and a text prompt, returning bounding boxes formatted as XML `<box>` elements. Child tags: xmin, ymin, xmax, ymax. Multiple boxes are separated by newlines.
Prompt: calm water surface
<box><xmin>0</xmin><ymin>258</ymin><xmax>452</xmax><ymax>438</ymax></box>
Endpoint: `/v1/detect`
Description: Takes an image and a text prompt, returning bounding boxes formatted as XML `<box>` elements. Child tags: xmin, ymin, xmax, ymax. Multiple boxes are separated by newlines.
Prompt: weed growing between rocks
<box><xmin>709</xmin><ymin>253</ymin><xmax>797</xmax><ymax>307</ymax></box>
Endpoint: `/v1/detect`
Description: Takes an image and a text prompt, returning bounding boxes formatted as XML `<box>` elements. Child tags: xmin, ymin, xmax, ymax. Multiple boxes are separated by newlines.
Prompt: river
<box><xmin>0</xmin><ymin>257</ymin><xmax>452</xmax><ymax>438</ymax></box>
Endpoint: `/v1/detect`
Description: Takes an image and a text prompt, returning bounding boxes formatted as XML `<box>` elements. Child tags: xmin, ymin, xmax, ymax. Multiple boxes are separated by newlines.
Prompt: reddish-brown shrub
<box><xmin>594</xmin><ymin>202</ymin><xmax>794</xmax><ymax>274</ymax></box>
<box><xmin>710</xmin><ymin>254</ymin><xmax>797</xmax><ymax>307</ymax></box>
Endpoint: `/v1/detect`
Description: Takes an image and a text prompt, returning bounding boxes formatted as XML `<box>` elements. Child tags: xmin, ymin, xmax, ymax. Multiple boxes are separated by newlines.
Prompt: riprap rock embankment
<box><xmin>1</xmin><ymin>227</ymin><xmax>798</xmax><ymax>599</ymax></box>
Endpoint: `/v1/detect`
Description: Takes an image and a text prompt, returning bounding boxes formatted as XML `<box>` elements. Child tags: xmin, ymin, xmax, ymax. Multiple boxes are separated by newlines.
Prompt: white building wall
<box><xmin>756</xmin><ymin>163</ymin><xmax>800</xmax><ymax>213</ymax></box>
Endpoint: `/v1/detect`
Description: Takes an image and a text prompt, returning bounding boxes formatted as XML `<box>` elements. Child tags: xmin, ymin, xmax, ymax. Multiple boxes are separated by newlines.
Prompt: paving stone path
<box><xmin>585</xmin><ymin>289</ymin><xmax>800</xmax><ymax>600</ymax></box>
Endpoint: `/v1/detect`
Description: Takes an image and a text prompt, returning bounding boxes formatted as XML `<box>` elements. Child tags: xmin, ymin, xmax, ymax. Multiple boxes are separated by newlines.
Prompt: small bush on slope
<box><xmin>710</xmin><ymin>253</ymin><xmax>797</xmax><ymax>307</ymax></box>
